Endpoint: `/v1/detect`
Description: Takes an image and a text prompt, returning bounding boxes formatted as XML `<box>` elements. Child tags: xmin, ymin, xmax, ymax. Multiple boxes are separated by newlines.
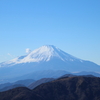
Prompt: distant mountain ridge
<box><xmin>0</xmin><ymin>79</ymin><xmax>35</xmax><ymax>92</ymax></box>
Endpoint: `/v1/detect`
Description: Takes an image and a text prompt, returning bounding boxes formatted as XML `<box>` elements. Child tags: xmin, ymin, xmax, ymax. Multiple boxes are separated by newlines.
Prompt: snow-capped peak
<box><xmin>3</xmin><ymin>45</ymin><xmax>82</xmax><ymax>64</ymax></box>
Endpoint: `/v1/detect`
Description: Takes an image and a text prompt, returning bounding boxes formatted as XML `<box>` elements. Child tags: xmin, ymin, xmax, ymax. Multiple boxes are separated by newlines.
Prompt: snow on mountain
<box><xmin>2</xmin><ymin>45</ymin><xmax>83</xmax><ymax>65</ymax></box>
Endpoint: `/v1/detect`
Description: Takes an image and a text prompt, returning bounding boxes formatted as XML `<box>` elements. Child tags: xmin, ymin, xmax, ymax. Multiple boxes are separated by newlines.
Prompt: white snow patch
<box><xmin>1</xmin><ymin>45</ymin><xmax>82</xmax><ymax>65</ymax></box>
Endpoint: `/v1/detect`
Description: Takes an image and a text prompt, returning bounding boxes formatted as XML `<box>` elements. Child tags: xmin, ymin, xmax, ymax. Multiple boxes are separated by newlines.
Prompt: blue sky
<box><xmin>0</xmin><ymin>0</ymin><xmax>100</xmax><ymax>65</ymax></box>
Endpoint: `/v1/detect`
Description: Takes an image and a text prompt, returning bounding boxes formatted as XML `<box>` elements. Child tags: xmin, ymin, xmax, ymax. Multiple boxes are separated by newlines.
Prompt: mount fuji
<box><xmin>0</xmin><ymin>45</ymin><xmax>100</xmax><ymax>81</ymax></box>
<box><xmin>1</xmin><ymin>45</ymin><xmax>83</xmax><ymax>64</ymax></box>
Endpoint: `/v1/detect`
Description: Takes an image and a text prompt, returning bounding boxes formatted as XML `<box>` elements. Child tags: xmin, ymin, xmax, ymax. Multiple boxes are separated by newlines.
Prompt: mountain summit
<box><xmin>5</xmin><ymin>45</ymin><xmax>82</xmax><ymax>64</ymax></box>
<box><xmin>0</xmin><ymin>45</ymin><xmax>100</xmax><ymax>81</ymax></box>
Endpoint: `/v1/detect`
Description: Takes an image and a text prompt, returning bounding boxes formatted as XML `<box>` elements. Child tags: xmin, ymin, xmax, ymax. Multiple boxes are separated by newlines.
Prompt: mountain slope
<box><xmin>0</xmin><ymin>76</ymin><xmax>100</xmax><ymax>100</ymax></box>
<box><xmin>0</xmin><ymin>87</ymin><xmax>43</xmax><ymax>100</ymax></box>
<box><xmin>0</xmin><ymin>84</ymin><xmax>25</xmax><ymax>92</ymax></box>
<box><xmin>28</xmin><ymin>78</ymin><xmax>54</xmax><ymax>89</ymax></box>
<box><xmin>33</xmin><ymin>76</ymin><xmax>100</xmax><ymax>100</ymax></box>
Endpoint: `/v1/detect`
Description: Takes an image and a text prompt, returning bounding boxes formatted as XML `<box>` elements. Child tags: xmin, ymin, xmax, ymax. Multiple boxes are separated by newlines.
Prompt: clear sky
<box><xmin>0</xmin><ymin>0</ymin><xmax>100</xmax><ymax>65</ymax></box>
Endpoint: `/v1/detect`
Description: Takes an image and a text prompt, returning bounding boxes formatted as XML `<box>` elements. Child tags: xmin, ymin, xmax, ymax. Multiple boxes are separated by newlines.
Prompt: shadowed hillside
<box><xmin>0</xmin><ymin>76</ymin><xmax>100</xmax><ymax>100</ymax></box>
